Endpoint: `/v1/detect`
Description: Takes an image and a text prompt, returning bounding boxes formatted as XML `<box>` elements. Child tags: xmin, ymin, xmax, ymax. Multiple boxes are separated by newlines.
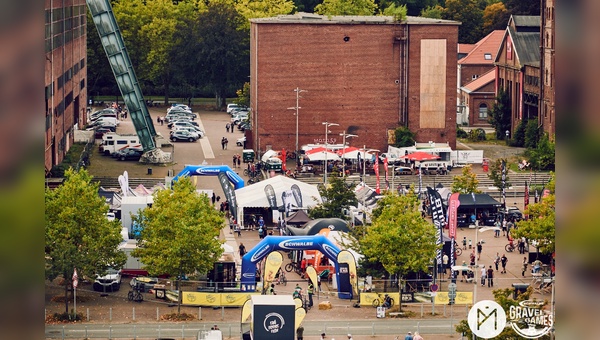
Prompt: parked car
<box><xmin>94</xmin><ymin>126</ymin><xmax>116</xmax><ymax>139</ymax></box>
<box><xmin>171</xmin><ymin>126</ymin><xmax>204</xmax><ymax>138</ymax></box>
<box><xmin>170</xmin><ymin>120</ymin><xmax>199</xmax><ymax>130</ymax></box>
<box><xmin>170</xmin><ymin>130</ymin><xmax>199</xmax><ymax>142</ymax></box>
<box><xmin>167</xmin><ymin>108</ymin><xmax>196</xmax><ymax>119</ymax></box>
<box><xmin>237</xmin><ymin>121</ymin><xmax>250</xmax><ymax>131</ymax></box>
<box><xmin>236</xmin><ymin>136</ymin><xmax>246</xmax><ymax>146</ymax></box>
<box><xmin>394</xmin><ymin>166</ymin><xmax>413</xmax><ymax>175</ymax></box>
<box><xmin>227</xmin><ymin>104</ymin><xmax>248</xmax><ymax>114</ymax></box>
<box><xmin>168</xmin><ymin>104</ymin><xmax>191</xmax><ymax>112</ymax></box>
<box><xmin>379</xmin><ymin>153</ymin><xmax>402</xmax><ymax>165</ymax></box>
<box><xmin>93</xmin><ymin>268</ymin><xmax>122</xmax><ymax>292</ymax></box>
<box><xmin>115</xmin><ymin>148</ymin><xmax>144</xmax><ymax>161</ymax></box>
<box><xmin>500</xmin><ymin>206</ymin><xmax>523</xmax><ymax>222</ymax></box>
<box><xmin>90</xmin><ymin>108</ymin><xmax>117</xmax><ymax>120</ymax></box>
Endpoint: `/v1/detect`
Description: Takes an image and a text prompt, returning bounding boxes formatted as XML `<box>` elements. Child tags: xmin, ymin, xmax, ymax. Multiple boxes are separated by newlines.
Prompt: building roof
<box><xmin>495</xmin><ymin>15</ymin><xmax>540</xmax><ymax>67</ymax></box>
<box><xmin>251</xmin><ymin>12</ymin><xmax>459</xmax><ymax>25</ymax></box>
<box><xmin>511</xmin><ymin>15</ymin><xmax>541</xmax><ymax>30</ymax></box>
<box><xmin>458</xmin><ymin>43</ymin><xmax>475</xmax><ymax>54</ymax></box>
<box><xmin>458</xmin><ymin>30</ymin><xmax>504</xmax><ymax>65</ymax></box>
<box><xmin>460</xmin><ymin>69</ymin><xmax>496</xmax><ymax>93</ymax></box>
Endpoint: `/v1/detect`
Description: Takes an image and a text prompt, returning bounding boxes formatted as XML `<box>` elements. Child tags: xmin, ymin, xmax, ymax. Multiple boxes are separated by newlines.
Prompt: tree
<box><xmin>527</xmin><ymin>133</ymin><xmax>555</xmax><ymax>171</ymax></box>
<box><xmin>487</xmin><ymin>158</ymin><xmax>511</xmax><ymax>193</ymax></box>
<box><xmin>132</xmin><ymin>177</ymin><xmax>223</xmax><ymax>314</ymax></box>
<box><xmin>420</xmin><ymin>4</ymin><xmax>444</xmax><ymax>19</ymax></box>
<box><xmin>380</xmin><ymin>0</ymin><xmax>438</xmax><ymax>17</ymax></box>
<box><xmin>442</xmin><ymin>0</ymin><xmax>484</xmax><ymax>44</ymax></box>
<box><xmin>524</xmin><ymin>119</ymin><xmax>541</xmax><ymax>149</ymax></box>
<box><xmin>293</xmin><ymin>0</ymin><xmax>321</xmax><ymax>13</ymax></box>
<box><xmin>359</xmin><ymin>192</ymin><xmax>437</xmax><ymax>310</ymax></box>
<box><xmin>488</xmin><ymin>88</ymin><xmax>512</xmax><ymax>140</ymax></box>
<box><xmin>451</xmin><ymin>165</ymin><xmax>482</xmax><ymax>194</ymax></box>
<box><xmin>309</xmin><ymin>174</ymin><xmax>358</xmax><ymax>219</ymax></box>
<box><xmin>315</xmin><ymin>0</ymin><xmax>378</xmax><ymax>16</ymax></box>
<box><xmin>513</xmin><ymin>173</ymin><xmax>554</xmax><ymax>254</ymax></box>
<box><xmin>503</xmin><ymin>0</ymin><xmax>540</xmax><ymax>16</ymax></box>
<box><xmin>173</xmin><ymin>2</ymin><xmax>250</xmax><ymax>109</ymax></box>
<box><xmin>380</xmin><ymin>3</ymin><xmax>407</xmax><ymax>21</ymax></box>
<box><xmin>393</xmin><ymin>126</ymin><xmax>415</xmax><ymax>147</ymax></box>
<box><xmin>235</xmin><ymin>0</ymin><xmax>296</xmax><ymax>30</ymax></box>
<box><xmin>511</xmin><ymin>119</ymin><xmax>526</xmax><ymax>147</ymax></box>
<box><xmin>45</xmin><ymin>168</ymin><xmax>126</xmax><ymax>315</ymax></box>
<box><xmin>482</xmin><ymin>1</ymin><xmax>509</xmax><ymax>35</ymax></box>
<box><xmin>235</xmin><ymin>82</ymin><xmax>251</xmax><ymax>107</ymax></box>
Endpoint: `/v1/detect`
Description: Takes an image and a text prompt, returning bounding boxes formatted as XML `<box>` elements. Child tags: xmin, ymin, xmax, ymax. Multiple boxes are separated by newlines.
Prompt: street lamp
<box><xmin>339</xmin><ymin>132</ymin><xmax>358</xmax><ymax>177</ymax></box>
<box><xmin>322</xmin><ymin>122</ymin><xmax>339</xmax><ymax>185</ymax></box>
<box><xmin>505</xmin><ymin>130</ymin><xmax>510</xmax><ymax>145</ymax></box>
<box><xmin>287</xmin><ymin>87</ymin><xmax>307</xmax><ymax>163</ymax></box>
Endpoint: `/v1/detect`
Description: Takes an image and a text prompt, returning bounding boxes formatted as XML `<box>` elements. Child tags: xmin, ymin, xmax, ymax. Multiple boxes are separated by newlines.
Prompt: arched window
<box><xmin>479</xmin><ymin>103</ymin><xmax>488</xmax><ymax>119</ymax></box>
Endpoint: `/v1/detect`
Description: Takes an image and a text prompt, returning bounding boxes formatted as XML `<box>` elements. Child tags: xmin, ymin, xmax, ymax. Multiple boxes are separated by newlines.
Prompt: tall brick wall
<box><xmin>250</xmin><ymin>20</ymin><xmax>458</xmax><ymax>154</ymax></box>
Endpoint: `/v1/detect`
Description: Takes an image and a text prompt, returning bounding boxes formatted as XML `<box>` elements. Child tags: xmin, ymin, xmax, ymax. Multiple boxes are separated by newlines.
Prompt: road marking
<box><xmin>196</xmin><ymin>118</ymin><xmax>215</xmax><ymax>159</ymax></box>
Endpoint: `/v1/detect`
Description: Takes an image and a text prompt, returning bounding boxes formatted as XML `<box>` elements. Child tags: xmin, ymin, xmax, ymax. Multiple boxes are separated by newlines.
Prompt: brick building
<box><xmin>45</xmin><ymin>0</ymin><xmax>88</xmax><ymax>174</ymax></box>
<box><xmin>540</xmin><ymin>0</ymin><xmax>555</xmax><ymax>139</ymax></box>
<box><xmin>494</xmin><ymin>15</ymin><xmax>540</xmax><ymax>134</ymax></box>
<box><xmin>248</xmin><ymin>13</ymin><xmax>459</xmax><ymax>155</ymax></box>
<box><xmin>458</xmin><ymin>69</ymin><xmax>496</xmax><ymax>127</ymax></box>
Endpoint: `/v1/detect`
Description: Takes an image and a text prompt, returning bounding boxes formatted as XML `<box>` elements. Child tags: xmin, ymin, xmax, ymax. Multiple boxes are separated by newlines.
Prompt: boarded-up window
<box><xmin>420</xmin><ymin>39</ymin><xmax>447</xmax><ymax>129</ymax></box>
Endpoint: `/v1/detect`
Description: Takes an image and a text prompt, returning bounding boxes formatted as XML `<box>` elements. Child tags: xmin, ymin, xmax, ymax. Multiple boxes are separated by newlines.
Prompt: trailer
<box><xmin>99</xmin><ymin>132</ymin><xmax>141</xmax><ymax>156</ymax></box>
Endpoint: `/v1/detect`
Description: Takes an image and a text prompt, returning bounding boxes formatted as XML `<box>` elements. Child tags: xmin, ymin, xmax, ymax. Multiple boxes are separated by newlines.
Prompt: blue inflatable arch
<box><xmin>241</xmin><ymin>235</ymin><xmax>348</xmax><ymax>297</ymax></box>
<box><xmin>172</xmin><ymin>165</ymin><xmax>245</xmax><ymax>189</ymax></box>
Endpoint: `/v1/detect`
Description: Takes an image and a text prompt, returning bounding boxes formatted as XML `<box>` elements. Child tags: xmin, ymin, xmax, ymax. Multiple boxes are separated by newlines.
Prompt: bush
<box><xmin>511</xmin><ymin>120</ymin><xmax>526</xmax><ymax>147</ymax></box>
<box><xmin>456</xmin><ymin>126</ymin><xmax>468</xmax><ymax>138</ymax></box>
<box><xmin>467</xmin><ymin>128</ymin><xmax>486</xmax><ymax>142</ymax></box>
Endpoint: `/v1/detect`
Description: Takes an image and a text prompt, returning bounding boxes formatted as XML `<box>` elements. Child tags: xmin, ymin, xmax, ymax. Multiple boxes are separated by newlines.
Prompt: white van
<box><xmin>99</xmin><ymin>133</ymin><xmax>141</xmax><ymax>156</ymax></box>
<box><xmin>418</xmin><ymin>161</ymin><xmax>450</xmax><ymax>174</ymax></box>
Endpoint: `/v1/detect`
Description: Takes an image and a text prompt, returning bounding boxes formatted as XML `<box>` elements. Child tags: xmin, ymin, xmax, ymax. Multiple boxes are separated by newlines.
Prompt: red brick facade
<box><xmin>249</xmin><ymin>14</ymin><xmax>458</xmax><ymax>155</ymax></box>
<box><xmin>45</xmin><ymin>0</ymin><xmax>88</xmax><ymax>173</ymax></box>
<box><xmin>540</xmin><ymin>0</ymin><xmax>555</xmax><ymax>139</ymax></box>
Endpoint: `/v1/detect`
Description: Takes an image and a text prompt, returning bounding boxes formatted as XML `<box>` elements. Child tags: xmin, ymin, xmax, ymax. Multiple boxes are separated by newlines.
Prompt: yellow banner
<box><xmin>295</xmin><ymin>307</ymin><xmax>306</xmax><ymax>330</ymax></box>
<box><xmin>182</xmin><ymin>292</ymin><xmax>258</xmax><ymax>306</ymax></box>
<box><xmin>359</xmin><ymin>292</ymin><xmax>400</xmax><ymax>306</ymax></box>
<box><xmin>337</xmin><ymin>250</ymin><xmax>358</xmax><ymax>298</ymax></box>
<box><xmin>263</xmin><ymin>251</ymin><xmax>284</xmax><ymax>293</ymax></box>
<box><xmin>241</xmin><ymin>299</ymin><xmax>252</xmax><ymax>323</ymax></box>
<box><xmin>294</xmin><ymin>297</ymin><xmax>303</xmax><ymax>309</ymax></box>
<box><xmin>305</xmin><ymin>266</ymin><xmax>318</xmax><ymax>287</ymax></box>
<box><xmin>433</xmin><ymin>292</ymin><xmax>473</xmax><ymax>305</ymax></box>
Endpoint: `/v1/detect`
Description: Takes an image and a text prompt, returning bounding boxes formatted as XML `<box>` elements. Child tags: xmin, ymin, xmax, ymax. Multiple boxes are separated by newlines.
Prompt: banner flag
<box><xmin>524</xmin><ymin>181</ymin><xmax>529</xmax><ymax>210</ymax></box>
<box><xmin>281</xmin><ymin>149</ymin><xmax>287</xmax><ymax>172</ymax></box>
<box><xmin>264</xmin><ymin>184</ymin><xmax>278</xmax><ymax>210</ymax></box>
<box><xmin>427</xmin><ymin>187</ymin><xmax>446</xmax><ymax>284</ymax></box>
<box><xmin>374</xmin><ymin>152</ymin><xmax>380</xmax><ymax>194</ymax></box>
<box><xmin>418</xmin><ymin>164</ymin><xmax>423</xmax><ymax>198</ymax></box>
<box><xmin>241</xmin><ymin>298</ymin><xmax>252</xmax><ymax>323</ymax></box>
<box><xmin>262</xmin><ymin>251</ymin><xmax>284</xmax><ymax>293</ymax></box>
<box><xmin>447</xmin><ymin>192</ymin><xmax>461</xmax><ymax>281</ymax></box>
<box><xmin>291</xmin><ymin>184</ymin><xmax>303</xmax><ymax>207</ymax></box>
<box><xmin>337</xmin><ymin>250</ymin><xmax>359</xmax><ymax>298</ymax></box>
<box><xmin>218</xmin><ymin>172</ymin><xmax>238</xmax><ymax>218</ymax></box>
<box><xmin>281</xmin><ymin>190</ymin><xmax>294</xmax><ymax>216</ymax></box>
<box><xmin>295</xmin><ymin>307</ymin><xmax>307</xmax><ymax>331</ymax></box>
<box><xmin>305</xmin><ymin>266</ymin><xmax>318</xmax><ymax>288</ymax></box>
<box><xmin>501</xmin><ymin>159</ymin><xmax>507</xmax><ymax>204</ymax></box>
<box><xmin>383</xmin><ymin>157</ymin><xmax>389</xmax><ymax>190</ymax></box>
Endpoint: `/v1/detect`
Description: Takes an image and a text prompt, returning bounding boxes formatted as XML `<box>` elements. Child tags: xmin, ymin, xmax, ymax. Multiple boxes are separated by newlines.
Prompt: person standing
<box><xmin>307</xmin><ymin>281</ymin><xmax>314</xmax><ymax>307</ymax></box>
<box><xmin>494</xmin><ymin>219</ymin><xmax>501</xmax><ymax>237</ymax></box>
<box><xmin>413</xmin><ymin>332</ymin><xmax>424</xmax><ymax>340</ymax></box>
<box><xmin>317</xmin><ymin>273</ymin><xmax>322</xmax><ymax>292</ymax></box>
<box><xmin>320</xmin><ymin>333</ymin><xmax>327</xmax><ymax>340</ymax></box>
<box><xmin>487</xmin><ymin>265</ymin><xmax>494</xmax><ymax>287</ymax></box>
<box><xmin>405</xmin><ymin>331</ymin><xmax>414</xmax><ymax>340</ymax></box>
<box><xmin>347</xmin><ymin>334</ymin><xmax>354</xmax><ymax>340</ymax></box>
<box><xmin>476</xmin><ymin>241</ymin><xmax>483</xmax><ymax>260</ymax></box>
<box><xmin>494</xmin><ymin>252</ymin><xmax>500</xmax><ymax>271</ymax></box>
<box><xmin>258</xmin><ymin>216</ymin><xmax>265</xmax><ymax>230</ymax></box>
<box><xmin>442</xmin><ymin>253</ymin><xmax>449</xmax><ymax>275</ymax></box>
<box><xmin>500</xmin><ymin>254</ymin><xmax>508</xmax><ymax>273</ymax></box>
<box><xmin>239</xmin><ymin>243</ymin><xmax>246</xmax><ymax>257</ymax></box>
<box><xmin>221</xmin><ymin>137</ymin><xmax>226</xmax><ymax>150</ymax></box>
<box><xmin>462</xmin><ymin>236</ymin><xmax>467</xmax><ymax>250</ymax></box>
<box><xmin>296</xmin><ymin>324</ymin><xmax>304</xmax><ymax>340</ymax></box>
<box><xmin>233</xmin><ymin>155</ymin><xmax>237</xmax><ymax>168</ymax></box>
<box><xmin>268</xmin><ymin>283</ymin><xmax>276</xmax><ymax>295</ymax></box>
<box><xmin>502</xmin><ymin>218</ymin><xmax>507</xmax><ymax>236</ymax></box>
<box><xmin>237</xmin><ymin>155</ymin><xmax>241</xmax><ymax>168</ymax></box>
<box><xmin>224</xmin><ymin>137</ymin><xmax>229</xmax><ymax>149</ymax></box>
<box><xmin>258</xmin><ymin>226</ymin><xmax>264</xmax><ymax>239</ymax></box>
<box><xmin>235</xmin><ymin>223</ymin><xmax>241</xmax><ymax>237</ymax></box>
<box><xmin>226</xmin><ymin>123</ymin><xmax>230</xmax><ymax>133</ymax></box>
<box><xmin>480</xmin><ymin>265</ymin><xmax>487</xmax><ymax>286</ymax></box>
<box><xmin>521</xmin><ymin>257</ymin><xmax>528</xmax><ymax>277</ymax></box>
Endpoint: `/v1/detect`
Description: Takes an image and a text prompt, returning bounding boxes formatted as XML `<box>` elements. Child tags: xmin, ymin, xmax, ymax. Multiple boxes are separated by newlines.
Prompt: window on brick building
<box><xmin>484</xmin><ymin>53</ymin><xmax>492</xmax><ymax>60</ymax></box>
<box><xmin>479</xmin><ymin>103</ymin><xmax>488</xmax><ymax>119</ymax></box>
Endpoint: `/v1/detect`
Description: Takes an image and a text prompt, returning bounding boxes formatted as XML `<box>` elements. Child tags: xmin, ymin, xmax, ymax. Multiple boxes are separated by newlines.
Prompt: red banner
<box><xmin>448</xmin><ymin>193</ymin><xmax>461</xmax><ymax>238</ymax></box>
<box><xmin>383</xmin><ymin>157</ymin><xmax>389</xmax><ymax>190</ymax></box>
<box><xmin>281</xmin><ymin>149</ymin><xmax>287</xmax><ymax>172</ymax></box>
<box><xmin>374</xmin><ymin>152</ymin><xmax>380</xmax><ymax>194</ymax></box>
<box><xmin>524</xmin><ymin>181</ymin><xmax>529</xmax><ymax>210</ymax></box>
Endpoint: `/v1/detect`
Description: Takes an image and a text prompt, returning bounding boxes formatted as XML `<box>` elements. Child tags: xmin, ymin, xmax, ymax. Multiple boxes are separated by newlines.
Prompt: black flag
<box><xmin>218</xmin><ymin>172</ymin><xmax>238</xmax><ymax>219</ymax></box>
<box><xmin>291</xmin><ymin>184</ymin><xmax>303</xmax><ymax>207</ymax></box>
<box><xmin>264</xmin><ymin>184</ymin><xmax>278</xmax><ymax>210</ymax></box>
<box><xmin>427</xmin><ymin>187</ymin><xmax>446</xmax><ymax>284</ymax></box>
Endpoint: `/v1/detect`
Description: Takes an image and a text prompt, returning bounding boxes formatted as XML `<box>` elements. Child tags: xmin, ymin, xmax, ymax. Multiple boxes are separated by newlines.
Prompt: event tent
<box><xmin>285</xmin><ymin>209</ymin><xmax>311</xmax><ymax>225</ymax></box>
<box><xmin>234</xmin><ymin>175</ymin><xmax>322</xmax><ymax>228</ymax></box>
<box><xmin>286</xmin><ymin>218</ymin><xmax>350</xmax><ymax>236</ymax></box>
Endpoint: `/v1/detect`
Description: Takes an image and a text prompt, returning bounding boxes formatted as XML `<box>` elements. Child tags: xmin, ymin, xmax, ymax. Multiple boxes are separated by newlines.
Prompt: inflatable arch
<box><xmin>172</xmin><ymin>165</ymin><xmax>245</xmax><ymax>189</ymax></box>
<box><xmin>241</xmin><ymin>235</ymin><xmax>354</xmax><ymax>299</ymax></box>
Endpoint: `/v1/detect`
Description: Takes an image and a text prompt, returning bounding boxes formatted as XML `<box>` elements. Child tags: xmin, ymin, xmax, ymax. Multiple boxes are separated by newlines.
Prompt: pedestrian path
<box><xmin>196</xmin><ymin>117</ymin><xmax>215</xmax><ymax>159</ymax></box>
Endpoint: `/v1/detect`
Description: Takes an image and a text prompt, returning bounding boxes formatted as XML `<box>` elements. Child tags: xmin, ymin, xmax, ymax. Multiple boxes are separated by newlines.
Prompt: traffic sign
<box><xmin>430</xmin><ymin>284</ymin><xmax>438</xmax><ymax>292</ymax></box>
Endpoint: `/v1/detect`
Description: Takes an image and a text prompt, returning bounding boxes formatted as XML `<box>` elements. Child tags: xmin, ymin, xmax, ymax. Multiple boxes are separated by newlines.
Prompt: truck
<box><xmin>99</xmin><ymin>133</ymin><xmax>141</xmax><ymax>156</ymax></box>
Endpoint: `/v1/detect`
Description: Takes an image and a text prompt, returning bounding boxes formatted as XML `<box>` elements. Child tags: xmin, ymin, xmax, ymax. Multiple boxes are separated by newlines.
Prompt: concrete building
<box><xmin>494</xmin><ymin>15</ymin><xmax>540</xmax><ymax>134</ymax></box>
<box><xmin>45</xmin><ymin>0</ymin><xmax>88</xmax><ymax>174</ymax></box>
<box><xmin>248</xmin><ymin>13</ymin><xmax>459</xmax><ymax>155</ymax></box>
<box><xmin>540</xmin><ymin>0</ymin><xmax>555</xmax><ymax>139</ymax></box>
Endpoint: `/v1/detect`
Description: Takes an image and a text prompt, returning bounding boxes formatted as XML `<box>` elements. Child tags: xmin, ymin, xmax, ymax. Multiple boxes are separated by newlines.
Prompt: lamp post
<box><xmin>287</xmin><ymin>87</ymin><xmax>307</xmax><ymax>164</ymax></box>
<box><xmin>322</xmin><ymin>121</ymin><xmax>339</xmax><ymax>185</ymax></box>
<box><xmin>339</xmin><ymin>132</ymin><xmax>358</xmax><ymax>177</ymax></box>
<box><xmin>505</xmin><ymin>130</ymin><xmax>510</xmax><ymax>145</ymax></box>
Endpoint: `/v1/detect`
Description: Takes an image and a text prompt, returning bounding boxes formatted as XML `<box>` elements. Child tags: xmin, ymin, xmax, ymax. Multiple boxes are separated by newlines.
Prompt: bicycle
<box><xmin>127</xmin><ymin>286</ymin><xmax>143</xmax><ymax>302</ymax></box>
<box><xmin>285</xmin><ymin>262</ymin><xmax>302</xmax><ymax>273</ymax></box>
<box><xmin>454</xmin><ymin>243</ymin><xmax>463</xmax><ymax>256</ymax></box>
<box><xmin>505</xmin><ymin>242</ymin><xmax>516</xmax><ymax>252</ymax></box>
<box><xmin>275</xmin><ymin>270</ymin><xmax>287</xmax><ymax>286</ymax></box>
<box><xmin>371</xmin><ymin>293</ymin><xmax>394</xmax><ymax>308</ymax></box>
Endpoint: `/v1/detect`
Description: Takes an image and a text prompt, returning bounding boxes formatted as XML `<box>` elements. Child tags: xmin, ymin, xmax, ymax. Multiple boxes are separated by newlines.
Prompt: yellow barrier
<box><xmin>433</xmin><ymin>292</ymin><xmax>473</xmax><ymax>305</ymax></box>
<box><xmin>359</xmin><ymin>292</ymin><xmax>400</xmax><ymax>306</ymax></box>
<box><xmin>181</xmin><ymin>292</ymin><xmax>259</xmax><ymax>306</ymax></box>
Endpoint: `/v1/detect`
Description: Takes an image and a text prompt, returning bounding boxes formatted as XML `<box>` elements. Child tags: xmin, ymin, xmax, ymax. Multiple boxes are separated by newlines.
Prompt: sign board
<box><xmin>251</xmin><ymin>295</ymin><xmax>295</xmax><ymax>340</ymax></box>
<box><xmin>430</xmin><ymin>284</ymin><xmax>438</xmax><ymax>292</ymax></box>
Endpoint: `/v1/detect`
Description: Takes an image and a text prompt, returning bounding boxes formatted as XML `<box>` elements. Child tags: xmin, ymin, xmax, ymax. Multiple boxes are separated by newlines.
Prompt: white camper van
<box><xmin>99</xmin><ymin>133</ymin><xmax>141</xmax><ymax>156</ymax></box>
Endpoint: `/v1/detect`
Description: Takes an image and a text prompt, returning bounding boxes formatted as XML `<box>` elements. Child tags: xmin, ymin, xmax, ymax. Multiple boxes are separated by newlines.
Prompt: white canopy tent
<box><xmin>234</xmin><ymin>175</ymin><xmax>322</xmax><ymax>228</ymax></box>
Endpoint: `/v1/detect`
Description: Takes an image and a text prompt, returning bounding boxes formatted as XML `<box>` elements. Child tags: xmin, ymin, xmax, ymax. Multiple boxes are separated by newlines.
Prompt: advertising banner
<box><xmin>182</xmin><ymin>292</ymin><xmax>258</xmax><ymax>306</ymax></box>
<box><xmin>337</xmin><ymin>250</ymin><xmax>358</xmax><ymax>298</ymax></box>
<box><xmin>305</xmin><ymin>266</ymin><xmax>318</xmax><ymax>287</ymax></box>
<box><xmin>241</xmin><ymin>298</ymin><xmax>252</xmax><ymax>323</ymax></box>
<box><xmin>218</xmin><ymin>172</ymin><xmax>238</xmax><ymax>218</ymax></box>
<box><xmin>374</xmin><ymin>152</ymin><xmax>380</xmax><ymax>194</ymax></box>
<box><xmin>448</xmin><ymin>193</ymin><xmax>460</xmax><ymax>239</ymax></box>
<box><xmin>501</xmin><ymin>159</ymin><xmax>507</xmax><ymax>203</ymax></box>
<box><xmin>295</xmin><ymin>307</ymin><xmax>306</xmax><ymax>331</ymax></box>
<box><xmin>434</xmin><ymin>292</ymin><xmax>473</xmax><ymax>305</ymax></box>
<box><xmin>359</xmin><ymin>292</ymin><xmax>401</xmax><ymax>307</ymax></box>
<box><xmin>291</xmin><ymin>184</ymin><xmax>303</xmax><ymax>207</ymax></box>
<box><xmin>252</xmin><ymin>296</ymin><xmax>295</xmax><ymax>339</ymax></box>
<box><xmin>264</xmin><ymin>184</ymin><xmax>278</xmax><ymax>210</ymax></box>
<box><xmin>262</xmin><ymin>251</ymin><xmax>284</xmax><ymax>293</ymax></box>
<box><xmin>281</xmin><ymin>190</ymin><xmax>294</xmax><ymax>216</ymax></box>
<box><xmin>383</xmin><ymin>157</ymin><xmax>389</xmax><ymax>190</ymax></box>
<box><xmin>428</xmin><ymin>187</ymin><xmax>446</xmax><ymax>283</ymax></box>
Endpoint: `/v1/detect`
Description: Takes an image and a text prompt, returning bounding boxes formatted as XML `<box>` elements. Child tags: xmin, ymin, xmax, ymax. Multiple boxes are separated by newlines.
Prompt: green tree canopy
<box><xmin>359</xmin><ymin>192</ymin><xmax>437</xmax><ymax>303</ymax></box>
<box><xmin>488</xmin><ymin>88</ymin><xmax>512</xmax><ymax>140</ymax></box>
<box><xmin>513</xmin><ymin>173</ymin><xmax>554</xmax><ymax>254</ymax></box>
<box><xmin>235</xmin><ymin>82</ymin><xmax>251</xmax><ymax>107</ymax></box>
<box><xmin>315</xmin><ymin>0</ymin><xmax>378</xmax><ymax>16</ymax></box>
<box><xmin>442</xmin><ymin>0</ymin><xmax>484</xmax><ymax>44</ymax></box>
<box><xmin>393</xmin><ymin>126</ymin><xmax>415</xmax><ymax>147</ymax></box>
<box><xmin>235</xmin><ymin>0</ymin><xmax>296</xmax><ymax>30</ymax></box>
<box><xmin>420</xmin><ymin>4</ymin><xmax>444</xmax><ymax>19</ymax></box>
<box><xmin>487</xmin><ymin>158</ymin><xmax>511</xmax><ymax>193</ymax></box>
<box><xmin>482</xmin><ymin>1</ymin><xmax>509</xmax><ymax>35</ymax></box>
<box><xmin>309</xmin><ymin>174</ymin><xmax>358</xmax><ymax>219</ymax></box>
<box><xmin>45</xmin><ymin>168</ymin><xmax>126</xmax><ymax>314</ymax></box>
<box><xmin>527</xmin><ymin>133</ymin><xmax>555</xmax><ymax>171</ymax></box>
<box><xmin>451</xmin><ymin>165</ymin><xmax>482</xmax><ymax>194</ymax></box>
<box><xmin>380</xmin><ymin>3</ymin><xmax>407</xmax><ymax>21</ymax></box>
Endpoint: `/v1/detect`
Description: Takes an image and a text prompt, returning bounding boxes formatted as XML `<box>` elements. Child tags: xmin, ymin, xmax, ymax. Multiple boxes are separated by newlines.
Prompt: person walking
<box><xmin>221</xmin><ymin>137</ymin><xmax>226</xmax><ymax>150</ymax></box>
<box><xmin>477</xmin><ymin>241</ymin><xmax>483</xmax><ymax>260</ymax></box>
<box><xmin>239</xmin><ymin>243</ymin><xmax>246</xmax><ymax>257</ymax></box>
<box><xmin>320</xmin><ymin>333</ymin><xmax>327</xmax><ymax>340</ymax></box>
<box><xmin>462</xmin><ymin>236</ymin><xmax>467</xmax><ymax>250</ymax></box>
<box><xmin>405</xmin><ymin>331</ymin><xmax>414</xmax><ymax>340</ymax></box>
<box><xmin>237</xmin><ymin>154</ymin><xmax>241</xmax><ymax>168</ymax></box>
<box><xmin>226</xmin><ymin>123</ymin><xmax>230</xmax><ymax>133</ymax></box>
<box><xmin>235</xmin><ymin>223</ymin><xmax>241</xmax><ymax>237</ymax></box>
<box><xmin>307</xmin><ymin>281</ymin><xmax>314</xmax><ymax>307</ymax></box>
<box><xmin>413</xmin><ymin>332</ymin><xmax>424</xmax><ymax>340</ymax></box>
<box><xmin>233</xmin><ymin>155</ymin><xmax>237</xmax><ymax>168</ymax></box>
<box><xmin>494</xmin><ymin>252</ymin><xmax>500</xmax><ymax>271</ymax></box>
<box><xmin>224</xmin><ymin>137</ymin><xmax>228</xmax><ymax>149</ymax></box>
<box><xmin>258</xmin><ymin>226</ymin><xmax>264</xmax><ymax>239</ymax></box>
<box><xmin>521</xmin><ymin>257</ymin><xmax>528</xmax><ymax>277</ymax></box>
<box><xmin>500</xmin><ymin>254</ymin><xmax>508</xmax><ymax>273</ymax></box>
<box><xmin>347</xmin><ymin>334</ymin><xmax>354</xmax><ymax>340</ymax></box>
<box><xmin>487</xmin><ymin>265</ymin><xmax>494</xmax><ymax>287</ymax></box>
<box><xmin>296</xmin><ymin>324</ymin><xmax>304</xmax><ymax>340</ymax></box>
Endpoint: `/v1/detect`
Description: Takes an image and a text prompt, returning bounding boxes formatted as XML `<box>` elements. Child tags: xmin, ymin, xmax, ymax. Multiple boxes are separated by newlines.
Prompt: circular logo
<box><xmin>468</xmin><ymin>300</ymin><xmax>507</xmax><ymax>339</ymax></box>
<box><xmin>263</xmin><ymin>312</ymin><xmax>285</xmax><ymax>334</ymax></box>
<box><xmin>509</xmin><ymin>300</ymin><xmax>554</xmax><ymax>338</ymax></box>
